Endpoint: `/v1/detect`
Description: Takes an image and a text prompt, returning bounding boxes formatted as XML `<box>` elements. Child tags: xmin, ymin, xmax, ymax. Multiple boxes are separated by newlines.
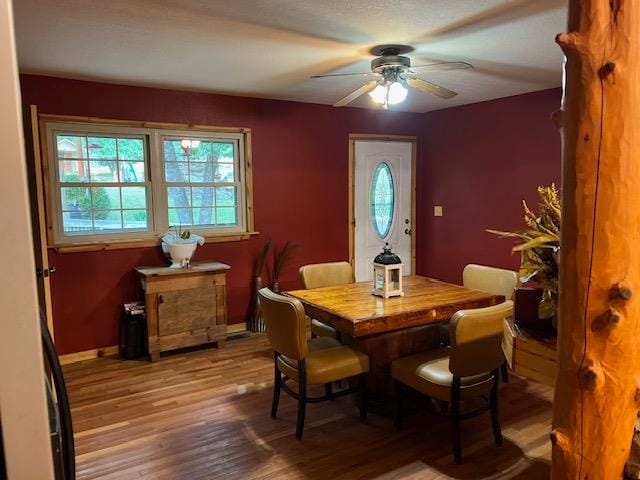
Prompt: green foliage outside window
<box><xmin>63</xmin><ymin>173</ymin><xmax>111</xmax><ymax>219</ymax></box>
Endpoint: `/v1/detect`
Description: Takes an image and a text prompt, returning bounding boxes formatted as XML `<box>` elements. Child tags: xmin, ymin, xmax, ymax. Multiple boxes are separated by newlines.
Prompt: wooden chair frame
<box><xmin>394</xmin><ymin>368</ymin><xmax>502</xmax><ymax>463</ymax></box>
<box><xmin>310</xmin><ymin>322</ymin><xmax>342</xmax><ymax>343</ymax></box>
<box><xmin>271</xmin><ymin>352</ymin><xmax>367</xmax><ymax>439</ymax></box>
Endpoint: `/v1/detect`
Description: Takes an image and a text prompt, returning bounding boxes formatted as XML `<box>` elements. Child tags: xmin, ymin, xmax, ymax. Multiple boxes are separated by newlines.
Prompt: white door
<box><xmin>354</xmin><ymin>140</ymin><xmax>413</xmax><ymax>281</ymax></box>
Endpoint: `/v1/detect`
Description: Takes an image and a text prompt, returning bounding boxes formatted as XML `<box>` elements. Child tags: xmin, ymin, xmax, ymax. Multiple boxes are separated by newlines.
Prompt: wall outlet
<box><xmin>434</xmin><ymin>205</ymin><xmax>443</xmax><ymax>217</ymax></box>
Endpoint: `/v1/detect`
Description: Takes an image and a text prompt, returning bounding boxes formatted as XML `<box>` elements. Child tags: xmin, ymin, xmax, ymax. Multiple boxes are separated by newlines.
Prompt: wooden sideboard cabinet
<box><xmin>503</xmin><ymin>318</ymin><xmax>557</xmax><ymax>386</ymax></box>
<box><xmin>135</xmin><ymin>262</ymin><xmax>231</xmax><ymax>361</ymax></box>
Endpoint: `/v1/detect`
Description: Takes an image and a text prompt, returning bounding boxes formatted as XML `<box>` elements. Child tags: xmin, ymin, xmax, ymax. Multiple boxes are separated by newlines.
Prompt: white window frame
<box><xmin>43</xmin><ymin>120</ymin><xmax>253</xmax><ymax>247</ymax></box>
<box><xmin>153</xmin><ymin>130</ymin><xmax>247</xmax><ymax>236</ymax></box>
<box><xmin>45</xmin><ymin>122</ymin><xmax>155</xmax><ymax>244</ymax></box>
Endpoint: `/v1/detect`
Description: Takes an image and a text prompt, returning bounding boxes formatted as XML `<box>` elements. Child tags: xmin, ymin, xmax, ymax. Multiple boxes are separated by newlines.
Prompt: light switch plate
<box><xmin>434</xmin><ymin>205</ymin><xmax>443</xmax><ymax>217</ymax></box>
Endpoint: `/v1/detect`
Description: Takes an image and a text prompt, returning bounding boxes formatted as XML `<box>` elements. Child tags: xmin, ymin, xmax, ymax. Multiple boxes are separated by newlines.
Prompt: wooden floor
<box><xmin>64</xmin><ymin>333</ymin><xmax>553</xmax><ymax>479</ymax></box>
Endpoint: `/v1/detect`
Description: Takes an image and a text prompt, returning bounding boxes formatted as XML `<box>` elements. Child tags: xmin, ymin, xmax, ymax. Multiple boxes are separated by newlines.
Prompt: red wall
<box><xmin>416</xmin><ymin>88</ymin><xmax>562</xmax><ymax>283</ymax></box>
<box><xmin>20</xmin><ymin>75</ymin><xmax>425</xmax><ymax>354</ymax></box>
<box><xmin>20</xmin><ymin>75</ymin><xmax>561</xmax><ymax>354</ymax></box>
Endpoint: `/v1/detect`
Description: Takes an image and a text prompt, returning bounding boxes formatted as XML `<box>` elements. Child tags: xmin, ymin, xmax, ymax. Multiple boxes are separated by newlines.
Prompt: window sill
<box><xmin>52</xmin><ymin>231</ymin><xmax>260</xmax><ymax>253</ymax></box>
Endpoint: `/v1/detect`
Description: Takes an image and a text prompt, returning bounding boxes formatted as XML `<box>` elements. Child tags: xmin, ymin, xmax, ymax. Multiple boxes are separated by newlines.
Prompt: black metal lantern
<box><xmin>372</xmin><ymin>243</ymin><xmax>404</xmax><ymax>298</ymax></box>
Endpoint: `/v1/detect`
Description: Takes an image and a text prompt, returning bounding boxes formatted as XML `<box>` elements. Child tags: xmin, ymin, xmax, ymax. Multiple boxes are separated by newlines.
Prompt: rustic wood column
<box><xmin>552</xmin><ymin>1</ymin><xmax>640</xmax><ymax>478</ymax></box>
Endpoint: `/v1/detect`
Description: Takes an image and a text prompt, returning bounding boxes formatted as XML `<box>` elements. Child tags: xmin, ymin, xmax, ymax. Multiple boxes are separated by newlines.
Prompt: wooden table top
<box><xmin>286</xmin><ymin>275</ymin><xmax>505</xmax><ymax>338</ymax></box>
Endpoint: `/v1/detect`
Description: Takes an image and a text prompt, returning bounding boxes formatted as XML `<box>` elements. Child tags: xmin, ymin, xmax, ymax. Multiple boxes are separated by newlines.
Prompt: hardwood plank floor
<box><xmin>63</xmin><ymin>333</ymin><xmax>553</xmax><ymax>479</ymax></box>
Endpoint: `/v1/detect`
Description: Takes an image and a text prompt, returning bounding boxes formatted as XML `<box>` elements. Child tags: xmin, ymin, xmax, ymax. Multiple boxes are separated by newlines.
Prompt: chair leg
<box><xmin>335</xmin><ymin>331</ymin><xmax>343</xmax><ymax>387</ymax></box>
<box><xmin>295</xmin><ymin>360</ymin><xmax>307</xmax><ymax>440</ymax></box>
<box><xmin>491</xmin><ymin>368</ymin><xmax>503</xmax><ymax>446</ymax></box>
<box><xmin>451</xmin><ymin>378</ymin><xmax>462</xmax><ymax>464</ymax></box>
<box><xmin>359</xmin><ymin>374</ymin><xmax>367</xmax><ymax>422</ymax></box>
<box><xmin>501</xmin><ymin>361</ymin><xmax>509</xmax><ymax>383</ymax></box>
<box><xmin>325</xmin><ymin>382</ymin><xmax>333</xmax><ymax>400</ymax></box>
<box><xmin>271</xmin><ymin>353</ymin><xmax>281</xmax><ymax>418</ymax></box>
<box><xmin>394</xmin><ymin>380</ymin><xmax>403</xmax><ymax>431</ymax></box>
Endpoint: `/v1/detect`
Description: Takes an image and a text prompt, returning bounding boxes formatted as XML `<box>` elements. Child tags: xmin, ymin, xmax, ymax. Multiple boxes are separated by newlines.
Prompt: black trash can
<box><xmin>119</xmin><ymin>302</ymin><xmax>146</xmax><ymax>360</ymax></box>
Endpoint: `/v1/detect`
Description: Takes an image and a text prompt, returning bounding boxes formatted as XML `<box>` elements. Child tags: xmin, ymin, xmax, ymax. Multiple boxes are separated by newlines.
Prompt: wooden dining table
<box><xmin>286</xmin><ymin>275</ymin><xmax>505</xmax><ymax>393</ymax></box>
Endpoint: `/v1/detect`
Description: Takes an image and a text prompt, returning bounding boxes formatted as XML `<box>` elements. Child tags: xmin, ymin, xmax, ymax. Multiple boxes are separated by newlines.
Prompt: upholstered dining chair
<box><xmin>392</xmin><ymin>301</ymin><xmax>514</xmax><ymax>463</ymax></box>
<box><xmin>258</xmin><ymin>287</ymin><xmax>369</xmax><ymax>440</ymax></box>
<box><xmin>299</xmin><ymin>261</ymin><xmax>354</xmax><ymax>340</ymax></box>
<box><xmin>462</xmin><ymin>264</ymin><xmax>518</xmax><ymax>301</ymax></box>
<box><xmin>462</xmin><ymin>264</ymin><xmax>518</xmax><ymax>382</ymax></box>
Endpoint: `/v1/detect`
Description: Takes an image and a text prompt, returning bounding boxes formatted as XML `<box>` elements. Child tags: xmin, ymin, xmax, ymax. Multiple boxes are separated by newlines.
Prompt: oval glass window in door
<box><xmin>370</xmin><ymin>162</ymin><xmax>395</xmax><ymax>239</ymax></box>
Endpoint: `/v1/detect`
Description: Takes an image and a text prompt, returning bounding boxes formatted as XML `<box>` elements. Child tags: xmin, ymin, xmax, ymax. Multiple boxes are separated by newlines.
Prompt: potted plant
<box><xmin>161</xmin><ymin>226</ymin><xmax>204</xmax><ymax>268</ymax></box>
<box><xmin>488</xmin><ymin>184</ymin><xmax>561</xmax><ymax>327</ymax></box>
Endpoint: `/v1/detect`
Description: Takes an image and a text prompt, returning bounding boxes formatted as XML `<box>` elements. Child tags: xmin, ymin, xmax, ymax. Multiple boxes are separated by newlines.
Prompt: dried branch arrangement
<box><xmin>247</xmin><ymin>238</ymin><xmax>272</xmax><ymax>332</ymax></box>
<box><xmin>272</xmin><ymin>241</ymin><xmax>297</xmax><ymax>293</ymax></box>
<box><xmin>247</xmin><ymin>238</ymin><xmax>297</xmax><ymax>331</ymax></box>
<box><xmin>254</xmin><ymin>238</ymin><xmax>273</xmax><ymax>277</ymax></box>
<box><xmin>487</xmin><ymin>184</ymin><xmax>560</xmax><ymax>296</ymax></box>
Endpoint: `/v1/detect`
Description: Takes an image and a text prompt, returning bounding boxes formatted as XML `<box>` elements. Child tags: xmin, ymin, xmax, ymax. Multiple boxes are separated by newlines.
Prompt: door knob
<box><xmin>36</xmin><ymin>266</ymin><xmax>57</xmax><ymax>278</ymax></box>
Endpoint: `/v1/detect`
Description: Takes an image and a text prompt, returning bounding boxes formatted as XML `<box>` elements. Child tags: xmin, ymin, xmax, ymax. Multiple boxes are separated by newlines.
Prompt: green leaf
<box><xmin>512</xmin><ymin>234</ymin><xmax>559</xmax><ymax>252</ymax></box>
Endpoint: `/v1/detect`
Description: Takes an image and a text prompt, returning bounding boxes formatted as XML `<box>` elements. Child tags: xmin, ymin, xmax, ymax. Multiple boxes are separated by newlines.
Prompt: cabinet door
<box><xmin>158</xmin><ymin>287</ymin><xmax>216</xmax><ymax>336</ymax></box>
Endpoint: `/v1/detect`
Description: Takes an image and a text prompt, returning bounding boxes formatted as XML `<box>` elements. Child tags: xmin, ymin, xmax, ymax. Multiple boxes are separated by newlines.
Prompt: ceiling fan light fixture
<box><xmin>368</xmin><ymin>81</ymin><xmax>407</xmax><ymax>108</ymax></box>
<box><xmin>323</xmin><ymin>46</ymin><xmax>465</xmax><ymax>109</ymax></box>
<box><xmin>387</xmin><ymin>81</ymin><xmax>408</xmax><ymax>105</ymax></box>
<box><xmin>368</xmin><ymin>84</ymin><xmax>388</xmax><ymax>104</ymax></box>
<box><xmin>180</xmin><ymin>139</ymin><xmax>201</xmax><ymax>149</ymax></box>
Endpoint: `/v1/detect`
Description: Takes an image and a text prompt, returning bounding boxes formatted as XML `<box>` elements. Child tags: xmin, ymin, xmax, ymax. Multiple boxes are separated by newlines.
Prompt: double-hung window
<box><xmin>43</xmin><ymin>119</ymin><xmax>253</xmax><ymax>247</ymax></box>
<box><xmin>160</xmin><ymin>133</ymin><xmax>245</xmax><ymax>233</ymax></box>
<box><xmin>50</xmin><ymin>128</ymin><xmax>152</xmax><ymax>241</ymax></box>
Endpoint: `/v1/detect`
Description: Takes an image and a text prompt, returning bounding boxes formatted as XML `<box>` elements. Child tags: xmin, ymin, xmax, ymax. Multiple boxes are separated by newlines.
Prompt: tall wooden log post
<box><xmin>552</xmin><ymin>1</ymin><xmax>640</xmax><ymax>478</ymax></box>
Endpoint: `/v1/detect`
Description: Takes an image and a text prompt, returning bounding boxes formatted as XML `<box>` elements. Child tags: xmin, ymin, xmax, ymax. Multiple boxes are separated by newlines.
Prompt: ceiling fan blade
<box><xmin>413</xmin><ymin>0</ymin><xmax>564</xmax><ymax>43</ymax></box>
<box><xmin>407</xmin><ymin>78</ymin><xmax>458</xmax><ymax>99</ymax></box>
<box><xmin>410</xmin><ymin>61</ymin><xmax>473</xmax><ymax>72</ymax></box>
<box><xmin>333</xmin><ymin>81</ymin><xmax>379</xmax><ymax>107</ymax></box>
<box><xmin>312</xmin><ymin>72</ymin><xmax>377</xmax><ymax>79</ymax></box>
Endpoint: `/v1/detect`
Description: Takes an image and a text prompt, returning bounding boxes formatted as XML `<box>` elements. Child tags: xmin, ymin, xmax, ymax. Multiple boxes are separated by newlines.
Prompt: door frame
<box><xmin>28</xmin><ymin>105</ymin><xmax>55</xmax><ymax>337</ymax></box>
<box><xmin>348</xmin><ymin>134</ymin><xmax>417</xmax><ymax>276</ymax></box>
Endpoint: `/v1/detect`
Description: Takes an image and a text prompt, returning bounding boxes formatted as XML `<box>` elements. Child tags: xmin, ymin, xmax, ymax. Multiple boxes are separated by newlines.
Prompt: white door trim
<box><xmin>348</xmin><ymin>134</ymin><xmax>417</xmax><ymax>277</ymax></box>
<box><xmin>0</xmin><ymin>0</ymin><xmax>56</xmax><ymax>477</ymax></box>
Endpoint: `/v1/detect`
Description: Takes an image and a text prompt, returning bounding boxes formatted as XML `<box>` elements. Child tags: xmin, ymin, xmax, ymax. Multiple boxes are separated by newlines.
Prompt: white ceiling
<box><xmin>14</xmin><ymin>0</ymin><xmax>568</xmax><ymax>113</ymax></box>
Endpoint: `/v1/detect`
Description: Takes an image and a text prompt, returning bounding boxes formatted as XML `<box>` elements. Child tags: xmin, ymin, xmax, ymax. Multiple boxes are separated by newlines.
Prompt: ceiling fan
<box><xmin>311</xmin><ymin>45</ymin><xmax>473</xmax><ymax>109</ymax></box>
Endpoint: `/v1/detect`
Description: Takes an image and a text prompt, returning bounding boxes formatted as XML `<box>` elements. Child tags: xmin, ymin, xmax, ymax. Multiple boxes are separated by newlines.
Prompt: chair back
<box><xmin>463</xmin><ymin>264</ymin><xmax>518</xmax><ymax>301</ymax></box>
<box><xmin>258</xmin><ymin>288</ymin><xmax>308</xmax><ymax>360</ymax></box>
<box><xmin>449</xmin><ymin>301</ymin><xmax>513</xmax><ymax>377</ymax></box>
<box><xmin>299</xmin><ymin>261</ymin><xmax>354</xmax><ymax>289</ymax></box>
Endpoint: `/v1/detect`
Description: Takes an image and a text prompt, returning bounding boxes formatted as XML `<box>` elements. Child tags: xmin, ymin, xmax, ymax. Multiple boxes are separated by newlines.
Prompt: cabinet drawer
<box><xmin>158</xmin><ymin>287</ymin><xmax>216</xmax><ymax>336</ymax></box>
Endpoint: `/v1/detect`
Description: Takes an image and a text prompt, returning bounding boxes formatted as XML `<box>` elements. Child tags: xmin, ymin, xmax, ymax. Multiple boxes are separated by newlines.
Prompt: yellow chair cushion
<box><xmin>278</xmin><ymin>345</ymin><xmax>369</xmax><ymax>385</ymax></box>
<box><xmin>311</xmin><ymin>319</ymin><xmax>338</xmax><ymax>339</ymax></box>
<box><xmin>391</xmin><ymin>348</ymin><xmax>493</xmax><ymax>402</ymax></box>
